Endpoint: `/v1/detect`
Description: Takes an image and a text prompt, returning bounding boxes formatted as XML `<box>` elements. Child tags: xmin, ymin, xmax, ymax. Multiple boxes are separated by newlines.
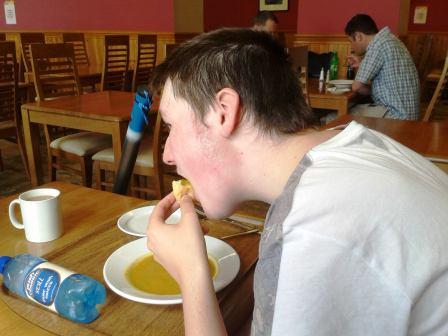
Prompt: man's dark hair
<box><xmin>151</xmin><ymin>28</ymin><xmax>316</xmax><ymax>136</ymax></box>
<box><xmin>253</xmin><ymin>10</ymin><xmax>278</xmax><ymax>26</ymax></box>
<box><xmin>345</xmin><ymin>14</ymin><xmax>379</xmax><ymax>37</ymax></box>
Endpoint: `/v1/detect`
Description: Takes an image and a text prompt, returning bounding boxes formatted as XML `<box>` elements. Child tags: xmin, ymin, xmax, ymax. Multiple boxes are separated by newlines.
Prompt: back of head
<box><xmin>151</xmin><ymin>28</ymin><xmax>316</xmax><ymax>137</ymax></box>
<box><xmin>345</xmin><ymin>14</ymin><xmax>379</xmax><ymax>37</ymax></box>
<box><xmin>253</xmin><ymin>10</ymin><xmax>278</xmax><ymax>26</ymax></box>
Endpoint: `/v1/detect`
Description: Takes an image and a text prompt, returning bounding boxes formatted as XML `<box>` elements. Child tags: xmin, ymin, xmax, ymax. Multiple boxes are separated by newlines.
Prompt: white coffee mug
<box><xmin>9</xmin><ymin>188</ymin><xmax>62</xmax><ymax>243</ymax></box>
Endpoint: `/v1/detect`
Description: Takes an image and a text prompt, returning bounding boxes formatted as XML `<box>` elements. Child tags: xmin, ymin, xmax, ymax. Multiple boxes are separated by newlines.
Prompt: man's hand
<box><xmin>146</xmin><ymin>193</ymin><xmax>209</xmax><ymax>285</ymax></box>
<box><xmin>347</xmin><ymin>54</ymin><xmax>362</xmax><ymax>69</ymax></box>
<box><xmin>146</xmin><ymin>193</ymin><xmax>227</xmax><ymax>336</ymax></box>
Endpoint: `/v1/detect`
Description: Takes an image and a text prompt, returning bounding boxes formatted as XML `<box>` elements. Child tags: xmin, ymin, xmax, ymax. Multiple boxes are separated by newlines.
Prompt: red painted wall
<box><xmin>0</xmin><ymin>0</ymin><xmax>174</xmax><ymax>31</ymax></box>
<box><xmin>408</xmin><ymin>0</ymin><xmax>448</xmax><ymax>32</ymax></box>
<box><xmin>297</xmin><ymin>0</ymin><xmax>401</xmax><ymax>34</ymax></box>
<box><xmin>204</xmin><ymin>0</ymin><xmax>298</xmax><ymax>32</ymax></box>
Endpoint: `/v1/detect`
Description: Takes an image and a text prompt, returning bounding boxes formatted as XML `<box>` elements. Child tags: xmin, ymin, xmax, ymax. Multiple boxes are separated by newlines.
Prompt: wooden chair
<box><xmin>93</xmin><ymin>112</ymin><xmax>178</xmax><ymax>199</ymax></box>
<box><xmin>30</xmin><ymin>43</ymin><xmax>111</xmax><ymax>186</ymax></box>
<box><xmin>62</xmin><ymin>33</ymin><xmax>89</xmax><ymax>66</ymax></box>
<box><xmin>19</xmin><ymin>32</ymin><xmax>45</xmax><ymax>74</ymax></box>
<box><xmin>289</xmin><ymin>45</ymin><xmax>311</xmax><ymax>106</ymax></box>
<box><xmin>132</xmin><ymin>34</ymin><xmax>157</xmax><ymax>92</ymax></box>
<box><xmin>0</xmin><ymin>41</ymin><xmax>28</xmax><ymax>175</ymax></box>
<box><xmin>422</xmin><ymin>50</ymin><xmax>448</xmax><ymax>122</ymax></box>
<box><xmin>0</xmin><ymin>33</ymin><xmax>5</xmax><ymax>41</ymax></box>
<box><xmin>101</xmin><ymin>35</ymin><xmax>129</xmax><ymax>91</ymax></box>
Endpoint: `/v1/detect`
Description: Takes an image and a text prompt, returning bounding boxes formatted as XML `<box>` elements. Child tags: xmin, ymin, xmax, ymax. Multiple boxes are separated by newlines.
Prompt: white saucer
<box><xmin>327</xmin><ymin>87</ymin><xmax>351</xmax><ymax>95</ymax></box>
<box><xmin>328</xmin><ymin>79</ymin><xmax>354</xmax><ymax>89</ymax></box>
<box><xmin>103</xmin><ymin>236</ymin><xmax>240</xmax><ymax>305</ymax></box>
<box><xmin>117</xmin><ymin>206</ymin><xmax>181</xmax><ymax>237</ymax></box>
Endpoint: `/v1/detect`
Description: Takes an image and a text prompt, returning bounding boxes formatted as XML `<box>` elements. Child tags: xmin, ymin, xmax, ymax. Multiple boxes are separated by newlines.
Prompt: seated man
<box><xmin>346</xmin><ymin>14</ymin><xmax>420</xmax><ymax>120</ymax></box>
<box><xmin>147</xmin><ymin>28</ymin><xmax>448</xmax><ymax>335</ymax></box>
<box><xmin>251</xmin><ymin>10</ymin><xmax>278</xmax><ymax>35</ymax></box>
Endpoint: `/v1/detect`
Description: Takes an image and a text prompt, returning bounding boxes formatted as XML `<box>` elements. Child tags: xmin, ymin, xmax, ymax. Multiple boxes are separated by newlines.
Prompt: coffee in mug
<box><xmin>9</xmin><ymin>188</ymin><xmax>62</xmax><ymax>243</ymax></box>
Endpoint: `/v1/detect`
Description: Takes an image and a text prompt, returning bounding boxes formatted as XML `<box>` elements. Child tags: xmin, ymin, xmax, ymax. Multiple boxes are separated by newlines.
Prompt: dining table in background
<box><xmin>0</xmin><ymin>182</ymin><xmax>261</xmax><ymax>336</ymax></box>
<box><xmin>325</xmin><ymin>115</ymin><xmax>448</xmax><ymax>163</ymax></box>
<box><xmin>308</xmin><ymin>78</ymin><xmax>362</xmax><ymax>117</ymax></box>
<box><xmin>21</xmin><ymin>91</ymin><xmax>136</xmax><ymax>186</ymax></box>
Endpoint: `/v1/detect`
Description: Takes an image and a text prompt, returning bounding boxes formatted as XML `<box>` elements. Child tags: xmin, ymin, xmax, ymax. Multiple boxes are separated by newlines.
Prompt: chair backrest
<box><xmin>0</xmin><ymin>33</ymin><xmax>6</xmax><ymax>41</ymax></box>
<box><xmin>0</xmin><ymin>41</ymin><xmax>17</xmax><ymax>124</ymax></box>
<box><xmin>132</xmin><ymin>34</ymin><xmax>157</xmax><ymax>92</ymax></box>
<box><xmin>62</xmin><ymin>33</ymin><xmax>89</xmax><ymax>66</ymax></box>
<box><xmin>289</xmin><ymin>45</ymin><xmax>311</xmax><ymax>106</ymax></box>
<box><xmin>19</xmin><ymin>32</ymin><xmax>45</xmax><ymax>73</ymax></box>
<box><xmin>422</xmin><ymin>50</ymin><xmax>448</xmax><ymax>122</ymax></box>
<box><xmin>30</xmin><ymin>43</ymin><xmax>81</xmax><ymax>101</ymax></box>
<box><xmin>101</xmin><ymin>35</ymin><xmax>129</xmax><ymax>91</ymax></box>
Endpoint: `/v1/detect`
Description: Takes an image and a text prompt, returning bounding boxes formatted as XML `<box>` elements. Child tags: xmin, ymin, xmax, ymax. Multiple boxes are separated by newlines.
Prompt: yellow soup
<box><xmin>126</xmin><ymin>254</ymin><xmax>218</xmax><ymax>295</ymax></box>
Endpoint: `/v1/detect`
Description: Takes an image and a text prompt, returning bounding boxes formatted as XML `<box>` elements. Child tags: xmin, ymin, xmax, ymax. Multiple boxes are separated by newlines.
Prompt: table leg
<box><xmin>21</xmin><ymin>106</ymin><xmax>43</xmax><ymax>186</ymax></box>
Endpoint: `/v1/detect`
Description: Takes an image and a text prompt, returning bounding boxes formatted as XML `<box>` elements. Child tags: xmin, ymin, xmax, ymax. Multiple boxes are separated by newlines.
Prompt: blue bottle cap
<box><xmin>0</xmin><ymin>256</ymin><xmax>11</xmax><ymax>275</ymax></box>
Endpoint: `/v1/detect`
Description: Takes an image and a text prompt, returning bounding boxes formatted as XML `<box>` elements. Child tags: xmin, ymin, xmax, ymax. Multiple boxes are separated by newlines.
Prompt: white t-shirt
<box><xmin>252</xmin><ymin>121</ymin><xmax>448</xmax><ymax>336</ymax></box>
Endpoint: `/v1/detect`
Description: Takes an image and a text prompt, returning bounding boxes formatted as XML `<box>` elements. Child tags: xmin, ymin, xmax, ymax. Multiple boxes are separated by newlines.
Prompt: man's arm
<box><xmin>147</xmin><ymin>194</ymin><xmax>227</xmax><ymax>336</ymax></box>
<box><xmin>352</xmin><ymin>80</ymin><xmax>371</xmax><ymax>95</ymax></box>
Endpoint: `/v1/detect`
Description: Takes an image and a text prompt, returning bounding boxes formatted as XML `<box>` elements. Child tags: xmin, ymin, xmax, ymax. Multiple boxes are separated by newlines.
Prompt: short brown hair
<box><xmin>151</xmin><ymin>28</ymin><xmax>316</xmax><ymax>136</ymax></box>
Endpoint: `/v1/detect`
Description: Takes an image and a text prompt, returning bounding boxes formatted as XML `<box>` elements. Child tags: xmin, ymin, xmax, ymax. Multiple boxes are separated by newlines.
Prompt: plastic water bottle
<box><xmin>0</xmin><ymin>254</ymin><xmax>106</xmax><ymax>323</ymax></box>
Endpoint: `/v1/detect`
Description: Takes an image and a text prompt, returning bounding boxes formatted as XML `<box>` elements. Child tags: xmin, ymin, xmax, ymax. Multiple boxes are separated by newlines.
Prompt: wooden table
<box><xmin>0</xmin><ymin>182</ymin><xmax>260</xmax><ymax>336</ymax></box>
<box><xmin>308</xmin><ymin>78</ymin><xmax>361</xmax><ymax>116</ymax></box>
<box><xmin>325</xmin><ymin>115</ymin><xmax>448</xmax><ymax>163</ymax></box>
<box><xmin>21</xmin><ymin>91</ymin><xmax>135</xmax><ymax>186</ymax></box>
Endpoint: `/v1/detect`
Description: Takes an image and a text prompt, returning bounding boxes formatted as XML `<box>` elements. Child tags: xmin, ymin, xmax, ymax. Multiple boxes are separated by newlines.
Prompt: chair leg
<box><xmin>93</xmin><ymin>161</ymin><xmax>101</xmax><ymax>190</ymax></box>
<box><xmin>80</xmin><ymin>157</ymin><xmax>93</xmax><ymax>188</ymax></box>
<box><xmin>48</xmin><ymin>153</ymin><xmax>57</xmax><ymax>182</ymax></box>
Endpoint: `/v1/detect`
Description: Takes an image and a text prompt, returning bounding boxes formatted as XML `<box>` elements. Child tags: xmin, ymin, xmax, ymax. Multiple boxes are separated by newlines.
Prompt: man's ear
<box><xmin>354</xmin><ymin>32</ymin><xmax>363</xmax><ymax>43</ymax></box>
<box><xmin>213</xmin><ymin>88</ymin><xmax>240</xmax><ymax>137</ymax></box>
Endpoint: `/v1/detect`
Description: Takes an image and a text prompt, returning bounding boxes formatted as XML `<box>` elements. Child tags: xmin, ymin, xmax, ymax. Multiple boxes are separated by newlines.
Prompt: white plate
<box><xmin>103</xmin><ymin>236</ymin><xmax>240</xmax><ymax>305</ymax></box>
<box><xmin>117</xmin><ymin>206</ymin><xmax>181</xmax><ymax>237</ymax></box>
<box><xmin>328</xmin><ymin>79</ymin><xmax>354</xmax><ymax>89</ymax></box>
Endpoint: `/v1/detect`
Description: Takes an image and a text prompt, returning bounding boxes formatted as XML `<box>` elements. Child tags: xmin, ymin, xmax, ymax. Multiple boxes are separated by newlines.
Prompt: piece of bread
<box><xmin>172</xmin><ymin>179</ymin><xmax>194</xmax><ymax>201</ymax></box>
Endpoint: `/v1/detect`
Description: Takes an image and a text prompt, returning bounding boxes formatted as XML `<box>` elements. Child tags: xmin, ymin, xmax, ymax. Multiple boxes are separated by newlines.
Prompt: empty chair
<box><xmin>93</xmin><ymin>112</ymin><xmax>178</xmax><ymax>199</ymax></box>
<box><xmin>132</xmin><ymin>34</ymin><xmax>157</xmax><ymax>92</ymax></box>
<box><xmin>0</xmin><ymin>41</ymin><xmax>28</xmax><ymax>175</ymax></box>
<box><xmin>289</xmin><ymin>45</ymin><xmax>310</xmax><ymax>106</ymax></box>
<box><xmin>62</xmin><ymin>33</ymin><xmax>90</xmax><ymax>66</ymax></box>
<box><xmin>30</xmin><ymin>43</ymin><xmax>111</xmax><ymax>186</ymax></box>
<box><xmin>19</xmin><ymin>32</ymin><xmax>45</xmax><ymax>74</ymax></box>
<box><xmin>422</xmin><ymin>50</ymin><xmax>448</xmax><ymax>122</ymax></box>
<box><xmin>101</xmin><ymin>35</ymin><xmax>129</xmax><ymax>91</ymax></box>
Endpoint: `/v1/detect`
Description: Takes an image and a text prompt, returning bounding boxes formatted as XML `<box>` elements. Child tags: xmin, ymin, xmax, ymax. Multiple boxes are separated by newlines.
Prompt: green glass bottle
<box><xmin>330</xmin><ymin>51</ymin><xmax>338</xmax><ymax>80</ymax></box>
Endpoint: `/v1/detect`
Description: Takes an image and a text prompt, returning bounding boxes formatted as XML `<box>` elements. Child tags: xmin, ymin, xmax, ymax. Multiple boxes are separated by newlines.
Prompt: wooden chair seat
<box><xmin>50</xmin><ymin>132</ymin><xmax>111</xmax><ymax>156</ymax></box>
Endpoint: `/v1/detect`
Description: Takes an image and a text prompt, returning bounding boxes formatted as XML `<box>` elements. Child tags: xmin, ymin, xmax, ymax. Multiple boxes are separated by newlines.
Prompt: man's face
<box><xmin>254</xmin><ymin>19</ymin><xmax>278</xmax><ymax>35</ymax></box>
<box><xmin>348</xmin><ymin>32</ymin><xmax>366</xmax><ymax>56</ymax></box>
<box><xmin>263</xmin><ymin>19</ymin><xmax>278</xmax><ymax>35</ymax></box>
<box><xmin>159</xmin><ymin>80</ymin><xmax>239</xmax><ymax>218</ymax></box>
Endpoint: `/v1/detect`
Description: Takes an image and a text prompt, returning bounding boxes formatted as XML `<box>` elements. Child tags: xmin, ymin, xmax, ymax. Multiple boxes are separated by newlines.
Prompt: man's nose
<box><xmin>163</xmin><ymin>138</ymin><xmax>175</xmax><ymax>166</ymax></box>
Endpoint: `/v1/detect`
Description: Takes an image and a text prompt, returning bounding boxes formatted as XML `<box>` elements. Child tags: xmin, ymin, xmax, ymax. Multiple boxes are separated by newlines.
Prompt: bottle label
<box><xmin>23</xmin><ymin>262</ymin><xmax>75</xmax><ymax>313</ymax></box>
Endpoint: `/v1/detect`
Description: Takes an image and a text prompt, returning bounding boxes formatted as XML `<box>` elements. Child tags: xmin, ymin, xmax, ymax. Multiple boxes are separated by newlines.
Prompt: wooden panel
<box><xmin>291</xmin><ymin>35</ymin><xmax>351</xmax><ymax>79</ymax></box>
<box><xmin>404</xmin><ymin>32</ymin><xmax>448</xmax><ymax>71</ymax></box>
